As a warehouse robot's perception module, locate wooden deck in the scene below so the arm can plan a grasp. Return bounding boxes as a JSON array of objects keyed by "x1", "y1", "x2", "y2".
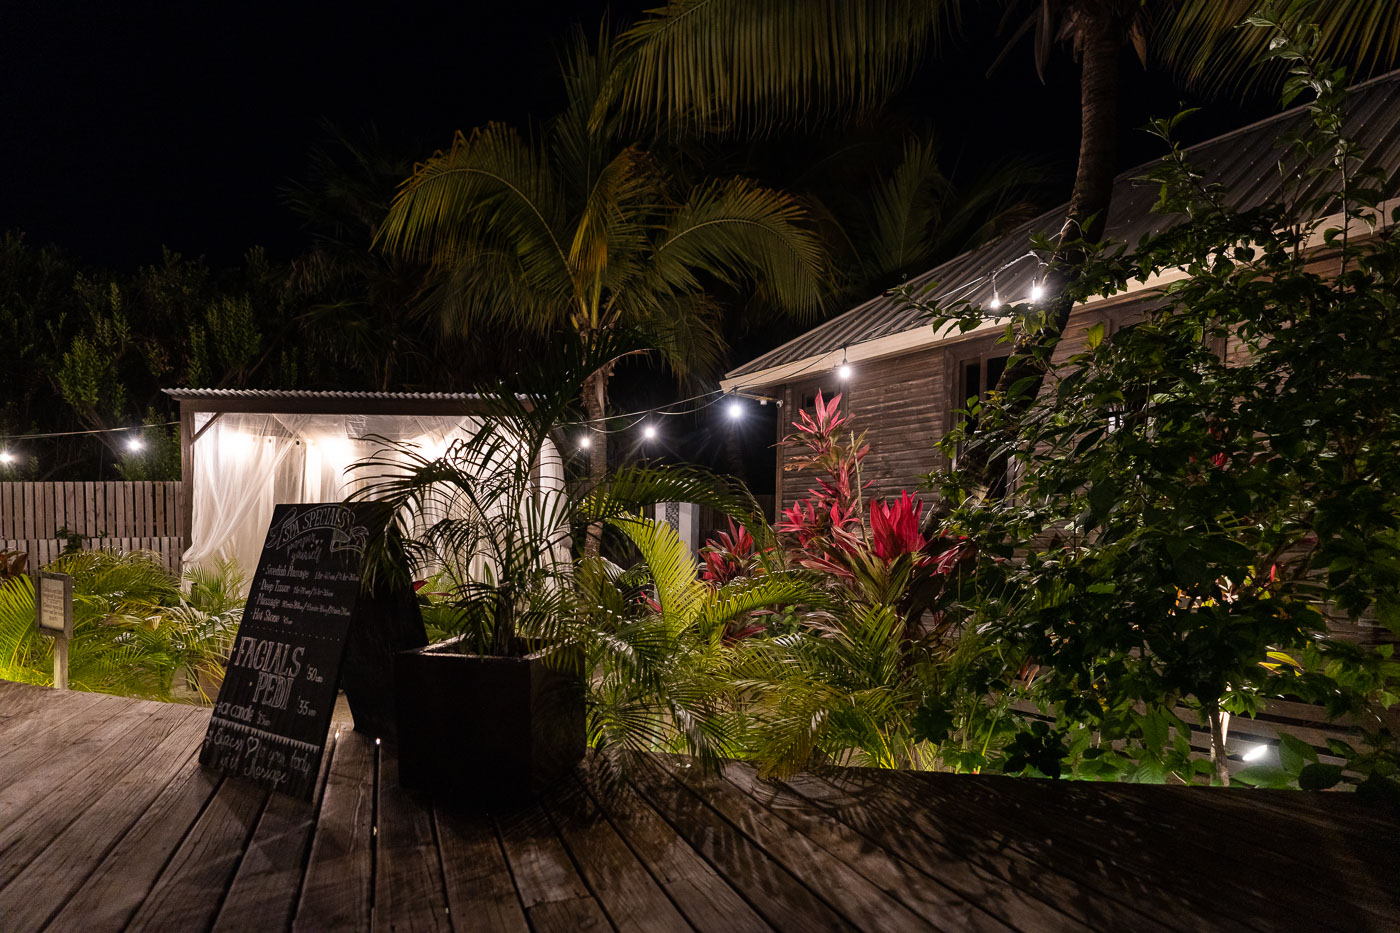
[{"x1": 1, "y1": 680, "x2": 1397, "y2": 932}]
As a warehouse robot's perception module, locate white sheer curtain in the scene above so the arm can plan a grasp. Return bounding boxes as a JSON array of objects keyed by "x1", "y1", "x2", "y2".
[{"x1": 184, "y1": 411, "x2": 490, "y2": 589}]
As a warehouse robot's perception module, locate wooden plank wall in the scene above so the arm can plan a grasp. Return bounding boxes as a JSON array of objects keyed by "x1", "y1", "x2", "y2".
[
  {"x1": 0, "y1": 482, "x2": 184, "y2": 571},
  {"x1": 778, "y1": 346, "x2": 951, "y2": 514},
  {"x1": 774, "y1": 304, "x2": 1136, "y2": 515}
]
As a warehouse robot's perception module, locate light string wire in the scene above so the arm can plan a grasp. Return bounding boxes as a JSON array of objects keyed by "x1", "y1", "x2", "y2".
[
  {"x1": 0, "y1": 421, "x2": 179, "y2": 442},
  {"x1": 0, "y1": 252, "x2": 1048, "y2": 448}
]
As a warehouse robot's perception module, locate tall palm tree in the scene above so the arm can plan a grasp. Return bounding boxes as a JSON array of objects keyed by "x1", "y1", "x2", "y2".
[
  {"x1": 617, "y1": 0, "x2": 1400, "y2": 499},
  {"x1": 376, "y1": 27, "x2": 832, "y2": 537}
]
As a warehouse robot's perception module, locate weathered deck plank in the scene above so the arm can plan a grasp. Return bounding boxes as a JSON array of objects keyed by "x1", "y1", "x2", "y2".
[
  {"x1": 42, "y1": 742, "x2": 223, "y2": 931},
  {"x1": 433, "y1": 804, "x2": 532, "y2": 933},
  {"x1": 625, "y1": 760, "x2": 852, "y2": 933},
  {"x1": 0, "y1": 679, "x2": 1397, "y2": 933},
  {"x1": 720, "y1": 762, "x2": 1014, "y2": 933},
  {"x1": 542, "y1": 775, "x2": 695, "y2": 932},
  {"x1": 210, "y1": 727, "x2": 337, "y2": 933},
  {"x1": 896, "y1": 766, "x2": 1382, "y2": 931},
  {"x1": 292, "y1": 728, "x2": 376, "y2": 931},
  {"x1": 373, "y1": 748, "x2": 451, "y2": 932},
  {"x1": 123, "y1": 770, "x2": 270, "y2": 932},
  {"x1": 577, "y1": 764, "x2": 773, "y2": 933},
  {"x1": 0, "y1": 700, "x2": 194, "y2": 889},
  {"x1": 659, "y1": 759, "x2": 937, "y2": 933},
  {"x1": 0, "y1": 715, "x2": 207, "y2": 930}
]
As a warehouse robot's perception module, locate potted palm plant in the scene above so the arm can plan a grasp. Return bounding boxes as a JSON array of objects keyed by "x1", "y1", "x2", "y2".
[{"x1": 355, "y1": 333, "x2": 759, "y2": 800}]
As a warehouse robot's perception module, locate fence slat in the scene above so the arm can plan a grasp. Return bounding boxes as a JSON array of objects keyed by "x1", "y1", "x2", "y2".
[{"x1": 0, "y1": 482, "x2": 183, "y2": 546}]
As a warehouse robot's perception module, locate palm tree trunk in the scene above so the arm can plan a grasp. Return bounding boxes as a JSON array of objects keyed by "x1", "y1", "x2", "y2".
[
  {"x1": 582, "y1": 364, "x2": 611, "y2": 557},
  {"x1": 943, "y1": 6, "x2": 1124, "y2": 508}
]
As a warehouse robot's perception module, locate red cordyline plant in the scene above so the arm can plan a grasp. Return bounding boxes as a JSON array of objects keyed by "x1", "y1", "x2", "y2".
[
  {"x1": 775, "y1": 391, "x2": 972, "y2": 635},
  {"x1": 698, "y1": 518, "x2": 762, "y2": 585}
]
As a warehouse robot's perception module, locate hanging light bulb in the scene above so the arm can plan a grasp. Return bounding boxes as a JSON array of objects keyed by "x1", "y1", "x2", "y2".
[
  {"x1": 727, "y1": 399, "x2": 743, "y2": 419},
  {"x1": 837, "y1": 345, "x2": 851, "y2": 380},
  {"x1": 579, "y1": 434, "x2": 592, "y2": 449},
  {"x1": 126, "y1": 436, "x2": 144, "y2": 452},
  {"x1": 0, "y1": 451, "x2": 13, "y2": 464},
  {"x1": 643, "y1": 425, "x2": 657, "y2": 440},
  {"x1": 989, "y1": 292, "x2": 1002, "y2": 310},
  {"x1": 1030, "y1": 281, "x2": 1045, "y2": 302}
]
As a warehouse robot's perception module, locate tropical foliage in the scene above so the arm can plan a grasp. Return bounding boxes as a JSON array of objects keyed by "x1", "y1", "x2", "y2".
[
  {"x1": 376, "y1": 28, "x2": 832, "y2": 501},
  {"x1": 907, "y1": 32, "x2": 1400, "y2": 794},
  {"x1": 702, "y1": 392, "x2": 975, "y2": 776},
  {"x1": 354, "y1": 331, "x2": 765, "y2": 656},
  {"x1": 577, "y1": 514, "x2": 812, "y2": 770},
  {"x1": 0, "y1": 550, "x2": 242, "y2": 702}
]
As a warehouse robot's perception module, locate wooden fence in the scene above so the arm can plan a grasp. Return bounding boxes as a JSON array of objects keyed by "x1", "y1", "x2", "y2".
[{"x1": 0, "y1": 482, "x2": 184, "y2": 570}]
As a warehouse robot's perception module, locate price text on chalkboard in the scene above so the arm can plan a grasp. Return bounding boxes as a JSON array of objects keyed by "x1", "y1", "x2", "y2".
[{"x1": 200, "y1": 502, "x2": 373, "y2": 799}]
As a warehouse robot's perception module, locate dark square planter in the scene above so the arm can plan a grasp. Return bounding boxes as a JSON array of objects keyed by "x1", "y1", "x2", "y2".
[{"x1": 393, "y1": 635, "x2": 585, "y2": 801}]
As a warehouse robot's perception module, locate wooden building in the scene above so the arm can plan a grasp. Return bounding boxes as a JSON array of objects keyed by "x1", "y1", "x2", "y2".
[{"x1": 721, "y1": 70, "x2": 1400, "y2": 518}]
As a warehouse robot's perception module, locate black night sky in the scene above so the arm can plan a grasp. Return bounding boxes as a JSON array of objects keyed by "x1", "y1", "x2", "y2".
[
  {"x1": 3, "y1": 3, "x2": 1289, "y2": 487},
  {"x1": 1, "y1": 2, "x2": 1276, "y2": 270}
]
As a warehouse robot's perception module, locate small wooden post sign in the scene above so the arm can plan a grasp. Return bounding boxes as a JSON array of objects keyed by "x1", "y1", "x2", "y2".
[
  {"x1": 200, "y1": 502, "x2": 374, "y2": 799},
  {"x1": 35, "y1": 571, "x2": 73, "y2": 689}
]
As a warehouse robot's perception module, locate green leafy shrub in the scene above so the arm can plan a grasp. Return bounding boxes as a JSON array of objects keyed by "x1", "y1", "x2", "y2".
[
  {"x1": 913, "y1": 32, "x2": 1400, "y2": 791},
  {"x1": 0, "y1": 550, "x2": 242, "y2": 702}
]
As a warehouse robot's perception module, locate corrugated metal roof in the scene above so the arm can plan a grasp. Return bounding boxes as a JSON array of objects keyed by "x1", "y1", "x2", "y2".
[
  {"x1": 163, "y1": 389, "x2": 482, "y2": 401},
  {"x1": 728, "y1": 70, "x2": 1400, "y2": 383}
]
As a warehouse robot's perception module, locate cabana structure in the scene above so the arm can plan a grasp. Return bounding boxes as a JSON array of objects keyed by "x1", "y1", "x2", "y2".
[{"x1": 164, "y1": 389, "x2": 553, "y2": 581}]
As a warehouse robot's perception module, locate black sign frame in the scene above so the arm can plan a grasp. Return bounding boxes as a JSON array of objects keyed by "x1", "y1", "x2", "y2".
[{"x1": 199, "y1": 502, "x2": 376, "y2": 799}]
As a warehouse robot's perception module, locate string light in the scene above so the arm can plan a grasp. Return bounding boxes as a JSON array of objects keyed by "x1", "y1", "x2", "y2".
[
  {"x1": 1, "y1": 252, "x2": 1052, "y2": 452},
  {"x1": 126, "y1": 437, "x2": 144, "y2": 453}
]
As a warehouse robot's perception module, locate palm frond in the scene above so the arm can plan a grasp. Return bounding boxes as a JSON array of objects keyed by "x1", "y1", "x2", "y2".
[
  {"x1": 650, "y1": 178, "x2": 832, "y2": 321},
  {"x1": 617, "y1": 0, "x2": 952, "y2": 133},
  {"x1": 1156, "y1": 0, "x2": 1400, "y2": 93},
  {"x1": 378, "y1": 124, "x2": 573, "y2": 302}
]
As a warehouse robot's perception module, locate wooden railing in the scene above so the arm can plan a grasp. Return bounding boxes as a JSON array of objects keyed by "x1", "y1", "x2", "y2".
[{"x1": 0, "y1": 482, "x2": 185, "y2": 571}]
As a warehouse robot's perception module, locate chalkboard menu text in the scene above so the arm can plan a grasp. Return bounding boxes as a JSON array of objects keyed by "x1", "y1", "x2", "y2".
[{"x1": 200, "y1": 502, "x2": 373, "y2": 799}]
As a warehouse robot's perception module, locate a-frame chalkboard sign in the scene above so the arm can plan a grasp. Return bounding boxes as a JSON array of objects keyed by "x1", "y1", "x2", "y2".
[{"x1": 200, "y1": 502, "x2": 414, "y2": 799}]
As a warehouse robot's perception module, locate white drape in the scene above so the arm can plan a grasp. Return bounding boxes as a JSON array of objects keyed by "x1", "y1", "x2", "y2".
[{"x1": 184, "y1": 411, "x2": 518, "y2": 589}]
